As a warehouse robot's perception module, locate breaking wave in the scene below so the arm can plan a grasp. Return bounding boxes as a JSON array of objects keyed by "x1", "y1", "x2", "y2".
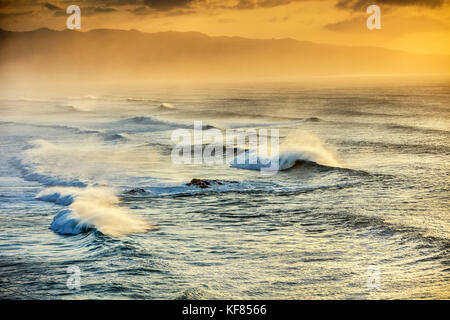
[
  {"x1": 36, "y1": 187, "x2": 82, "y2": 205},
  {"x1": 12, "y1": 157, "x2": 87, "y2": 187},
  {"x1": 159, "y1": 103, "x2": 176, "y2": 110},
  {"x1": 38, "y1": 187, "x2": 152, "y2": 237},
  {"x1": 99, "y1": 132, "x2": 129, "y2": 141},
  {"x1": 231, "y1": 130, "x2": 341, "y2": 171}
]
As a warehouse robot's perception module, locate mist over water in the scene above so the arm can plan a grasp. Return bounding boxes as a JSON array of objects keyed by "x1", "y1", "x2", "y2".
[{"x1": 0, "y1": 80, "x2": 449, "y2": 299}]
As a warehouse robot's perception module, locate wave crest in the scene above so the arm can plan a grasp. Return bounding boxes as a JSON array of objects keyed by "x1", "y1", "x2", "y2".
[
  {"x1": 231, "y1": 130, "x2": 340, "y2": 171},
  {"x1": 41, "y1": 187, "x2": 152, "y2": 237},
  {"x1": 159, "y1": 103, "x2": 176, "y2": 110}
]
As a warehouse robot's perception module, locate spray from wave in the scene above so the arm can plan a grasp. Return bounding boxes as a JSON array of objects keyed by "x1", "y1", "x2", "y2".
[
  {"x1": 20, "y1": 139, "x2": 163, "y2": 186},
  {"x1": 277, "y1": 130, "x2": 340, "y2": 169},
  {"x1": 38, "y1": 187, "x2": 152, "y2": 237},
  {"x1": 231, "y1": 130, "x2": 341, "y2": 171}
]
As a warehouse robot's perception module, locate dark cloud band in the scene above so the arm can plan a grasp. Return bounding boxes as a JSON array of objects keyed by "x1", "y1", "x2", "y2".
[
  {"x1": 43, "y1": 3, "x2": 62, "y2": 11},
  {"x1": 143, "y1": 0, "x2": 195, "y2": 11},
  {"x1": 336, "y1": 0, "x2": 445, "y2": 11}
]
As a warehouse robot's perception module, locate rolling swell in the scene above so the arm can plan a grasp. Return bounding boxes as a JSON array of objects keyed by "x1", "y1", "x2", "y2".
[
  {"x1": 385, "y1": 123, "x2": 450, "y2": 135},
  {"x1": 11, "y1": 157, "x2": 87, "y2": 187},
  {"x1": 339, "y1": 140, "x2": 450, "y2": 156},
  {"x1": 330, "y1": 120, "x2": 450, "y2": 136},
  {"x1": 115, "y1": 116, "x2": 218, "y2": 131},
  {"x1": 0, "y1": 121, "x2": 98, "y2": 135},
  {"x1": 0, "y1": 121, "x2": 129, "y2": 143}
]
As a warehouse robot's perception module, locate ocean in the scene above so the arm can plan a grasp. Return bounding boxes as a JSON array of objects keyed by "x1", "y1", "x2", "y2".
[{"x1": 0, "y1": 80, "x2": 449, "y2": 299}]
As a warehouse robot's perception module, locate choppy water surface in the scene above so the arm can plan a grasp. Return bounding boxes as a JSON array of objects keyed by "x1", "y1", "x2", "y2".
[{"x1": 0, "y1": 81, "x2": 449, "y2": 299}]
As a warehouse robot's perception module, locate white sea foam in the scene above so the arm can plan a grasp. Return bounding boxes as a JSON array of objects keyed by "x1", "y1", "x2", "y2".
[
  {"x1": 159, "y1": 103, "x2": 176, "y2": 110},
  {"x1": 44, "y1": 187, "x2": 152, "y2": 236},
  {"x1": 36, "y1": 187, "x2": 82, "y2": 205}
]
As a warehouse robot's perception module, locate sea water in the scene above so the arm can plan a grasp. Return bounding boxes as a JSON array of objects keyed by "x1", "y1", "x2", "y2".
[{"x1": 0, "y1": 81, "x2": 448, "y2": 299}]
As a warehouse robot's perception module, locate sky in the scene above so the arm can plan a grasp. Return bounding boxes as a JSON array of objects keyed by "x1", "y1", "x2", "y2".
[{"x1": 0, "y1": 0, "x2": 449, "y2": 55}]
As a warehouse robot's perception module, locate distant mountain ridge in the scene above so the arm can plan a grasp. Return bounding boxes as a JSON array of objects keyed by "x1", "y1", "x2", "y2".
[{"x1": 0, "y1": 28, "x2": 448, "y2": 81}]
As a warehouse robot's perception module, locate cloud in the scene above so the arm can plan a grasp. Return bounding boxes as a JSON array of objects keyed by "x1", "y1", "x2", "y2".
[
  {"x1": 233, "y1": 0, "x2": 309, "y2": 10},
  {"x1": 42, "y1": 3, "x2": 62, "y2": 11},
  {"x1": 53, "y1": 6, "x2": 117, "y2": 17},
  {"x1": 88, "y1": 7, "x2": 117, "y2": 14},
  {"x1": 0, "y1": 0, "x2": 320, "y2": 19},
  {"x1": 143, "y1": 0, "x2": 196, "y2": 11},
  {"x1": 140, "y1": 0, "x2": 310, "y2": 12},
  {"x1": 336, "y1": 0, "x2": 445, "y2": 11},
  {"x1": 325, "y1": 15, "x2": 450, "y2": 34},
  {"x1": 129, "y1": 5, "x2": 149, "y2": 15},
  {"x1": 127, "y1": 0, "x2": 307, "y2": 15},
  {"x1": 104, "y1": 0, "x2": 142, "y2": 5},
  {"x1": 0, "y1": 1, "x2": 12, "y2": 9},
  {"x1": 0, "y1": 10, "x2": 33, "y2": 19}
]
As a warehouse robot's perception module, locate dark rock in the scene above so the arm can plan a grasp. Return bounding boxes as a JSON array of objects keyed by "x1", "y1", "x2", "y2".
[
  {"x1": 186, "y1": 179, "x2": 211, "y2": 188},
  {"x1": 186, "y1": 179, "x2": 237, "y2": 188},
  {"x1": 124, "y1": 188, "x2": 149, "y2": 195}
]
